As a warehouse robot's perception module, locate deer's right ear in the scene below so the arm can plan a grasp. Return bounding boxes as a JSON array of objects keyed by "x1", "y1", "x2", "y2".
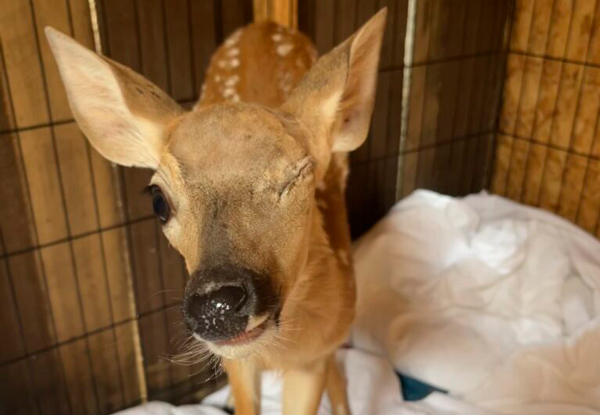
[{"x1": 45, "y1": 27, "x2": 183, "y2": 169}]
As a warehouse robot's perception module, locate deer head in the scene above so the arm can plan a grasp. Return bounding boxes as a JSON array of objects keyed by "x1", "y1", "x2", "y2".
[{"x1": 45, "y1": 9, "x2": 386, "y2": 359}]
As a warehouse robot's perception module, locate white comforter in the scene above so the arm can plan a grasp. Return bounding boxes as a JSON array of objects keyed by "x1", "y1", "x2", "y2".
[
  {"x1": 352, "y1": 190, "x2": 600, "y2": 414},
  {"x1": 115, "y1": 191, "x2": 600, "y2": 415}
]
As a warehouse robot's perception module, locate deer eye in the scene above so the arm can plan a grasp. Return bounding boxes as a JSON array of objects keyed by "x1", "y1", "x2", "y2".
[{"x1": 147, "y1": 185, "x2": 170, "y2": 224}]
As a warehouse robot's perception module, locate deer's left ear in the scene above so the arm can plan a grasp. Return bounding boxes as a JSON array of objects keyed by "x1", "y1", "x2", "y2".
[
  {"x1": 282, "y1": 8, "x2": 387, "y2": 156},
  {"x1": 45, "y1": 27, "x2": 183, "y2": 169}
]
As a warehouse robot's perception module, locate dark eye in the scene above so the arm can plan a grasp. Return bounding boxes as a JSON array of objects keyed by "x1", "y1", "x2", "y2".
[{"x1": 147, "y1": 185, "x2": 170, "y2": 224}]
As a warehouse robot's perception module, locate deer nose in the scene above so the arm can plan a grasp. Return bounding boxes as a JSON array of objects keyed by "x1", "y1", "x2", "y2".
[{"x1": 184, "y1": 282, "x2": 253, "y2": 341}]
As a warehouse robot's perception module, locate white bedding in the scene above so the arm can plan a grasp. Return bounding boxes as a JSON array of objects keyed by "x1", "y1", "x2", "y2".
[
  {"x1": 352, "y1": 190, "x2": 600, "y2": 414},
  {"x1": 114, "y1": 190, "x2": 600, "y2": 415}
]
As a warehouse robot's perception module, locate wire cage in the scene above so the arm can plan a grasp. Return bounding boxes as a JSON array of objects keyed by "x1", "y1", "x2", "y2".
[{"x1": 1, "y1": 0, "x2": 599, "y2": 414}]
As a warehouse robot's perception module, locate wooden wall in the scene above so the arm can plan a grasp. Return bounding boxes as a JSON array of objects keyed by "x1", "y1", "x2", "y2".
[
  {"x1": 492, "y1": 0, "x2": 600, "y2": 237},
  {"x1": 301, "y1": 0, "x2": 511, "y2": 237},
  {"x1": 0, "y1": 1, "x2": 250, "y2": 414}
]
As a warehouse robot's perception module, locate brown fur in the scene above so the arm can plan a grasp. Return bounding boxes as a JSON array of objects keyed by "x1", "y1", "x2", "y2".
[{"x1": 45, "y1": 9, "x2": 387, "y2": 415}]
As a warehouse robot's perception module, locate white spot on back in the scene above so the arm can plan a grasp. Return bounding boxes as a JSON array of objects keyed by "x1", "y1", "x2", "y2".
[
  {"x1": 223, "y1": 87, "x2": 236, "y2": 97},
  {"x1": 226, "y1": 48, "x2": 240, "y2": 57},
  {"x1": 224, "y1": 75, "x2": 240, "y2": 87},
  {"x1": 277, "y1": 43, "x2": 294, "y2": 57}
]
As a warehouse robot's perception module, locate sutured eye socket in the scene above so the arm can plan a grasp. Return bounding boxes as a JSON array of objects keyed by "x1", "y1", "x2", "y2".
[{"x1": 148, "y1": 185, "x2": 170, "y2": 224}]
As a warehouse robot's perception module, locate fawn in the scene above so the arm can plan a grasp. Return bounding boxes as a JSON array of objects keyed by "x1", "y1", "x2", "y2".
[{"x1": 46, "y1": 8, "x2": 386, "y2": 415}]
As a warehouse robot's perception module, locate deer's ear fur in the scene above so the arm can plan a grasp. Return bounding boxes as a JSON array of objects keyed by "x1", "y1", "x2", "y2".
[
  {"x1": 45, "y1": 27, "x2": 183, "y2": 169},
  {"x1": 282, "y1": 8, "x2": 387, "y2": 163}
]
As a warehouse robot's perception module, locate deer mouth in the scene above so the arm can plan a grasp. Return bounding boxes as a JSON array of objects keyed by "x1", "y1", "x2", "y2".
[{"x1": 213, "y1": 316, "x2": 271, "y2": 347}]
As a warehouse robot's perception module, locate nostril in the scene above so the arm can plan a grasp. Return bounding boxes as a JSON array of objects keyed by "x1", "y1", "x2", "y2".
[
  {"x1": 187, "y1": 285, "x2": 248, "y2": 321},
  {"x1": 212, "y1": 285, "x2": 248, "y2": 313}
]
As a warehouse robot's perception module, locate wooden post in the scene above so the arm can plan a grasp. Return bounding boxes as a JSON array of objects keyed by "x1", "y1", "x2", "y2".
[{"x1": 253, "y1": 0, "x2": 298, "y2": 29}]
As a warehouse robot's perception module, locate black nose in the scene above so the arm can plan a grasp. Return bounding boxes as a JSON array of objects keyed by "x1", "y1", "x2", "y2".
[{"x1": 184, "y1": 282, "x2": 253, "y2": 341}]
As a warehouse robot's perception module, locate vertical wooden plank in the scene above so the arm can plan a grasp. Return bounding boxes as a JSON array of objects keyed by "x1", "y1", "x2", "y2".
[
  {"x1": 41, "y1": 242, "x2": 85, "y2": 342},
  {"x1": 0, "y1": 360, "x2": 39, "y2": 415},
  {"x1": 101, "y1": 0, "x2": 141, "y2": 70},
  {"x1": 545, "y1": 0, "x2": 574, "y2": 59},
  {"x1": 130, "y1": 219, "x2": 164, "y2": 314},
  {"x1": 431, "y1": 142, "x2": 451, "y2": 194},
  {"x1": 139, "y1": 312, "x2": 171, "y2": 397},
  {"x1": 313, "y1": 0, "x2": 335, "y2": 54},
  {"x1": 461, "y1": 0, "x2": 483, "y2": 55},
  {"x1": 159, "y1": 230, "x2": 186, "y2": 305},
  {"x1": 54, "y1": 123, "x2": 99, "y2": 236},
  {"x1": 510, "y1": 0, "x2": 536, "y2": 52},
  {"x1": 0, "y1": 259, "x2": 25, "y2": 363},
  {"x1": 335, "y1": 0, "x2": 357, "y2": 43},
  {"x1": 0, "y1": 133, "x2": 36, "y2": 253},
  {"x1": 20, "y1": 127, "x2": 68, "y2": 245},
  {"x1": 522, "y1": 143, "x2": 549, "y2": 205},
  {"x1": 9, "y1": 252, "x2": 56, "y2": 352},
  {"x1": 505, "y1": 138, "x2": 530, "y2": 200},
  {"x1": 466, "y1": 56, "x2": 489, "y2": 136},
  {"x1": 576, "y1": 159, "x2": 600, "y2": 232},
  {"x1": 392, "y1": 0, "x2": 409, "y2": 66},
  {"x1": 412, "y1": 0, "x2": 433, "y2": 64},
  {"x1": 458, "y1": 137, "x2": 478, "y2": 196},
  {"x1": 165, "y1": 306, "x2": 193, "y2": 391},
  {"x1": 60, "y1": 339, "x2": 99, "y2": 415},
  {"x1": 588, "y1": 0, "x2": 600, "y2": 65},
  {"x1": 538, "y1": 147, "x2": 568, "y2": 210},
  {"x1": 102, "y1": 228, "x2": 135, "y2": 323},
  {"x1": 414, "y1": 147, "x2": 435, "y2": 190},
  {"x1": 564, "y1": 0, "x2": 597, "y2": 62},
  {"x1": 384, "y1": 156, "x2": 399, "y2": 208},
  {"x1": 30, "y1": 0, "x2": 73, "y2": 122},
  {"x1": 0, "y1": 0, "x2": 49, "y2": 128},
  {"x1": 0, "y1": 41, "x2": 16, "y2": 132},
  {"x1": 549, "y1": 63, "x2": 585, "y2": 149},
  {"x1": 115, "y1": 322, "x2": 144, "y2": 404},
  {"x1": 498, "y1": 54, "x2": 525, "y2": 135},
  {"x1": 68, "y1": 0, "x2": 95, "y2": 48},
  {"x1": 435, "y1": 61, "x2": 460, "y2": 144},
  {"x1": 571, "y1": 67, "x2": 600, "y2": 153},
  {"x1": 29, "y1": 349, "x2": 71, "y2": 415},
  {"x1": 190, "y1": 0, "x2": 217, "y2": 88},
  {"x1": 450, "y1": 58, "x2": 475, "y2": 140},
  {"x1": 377, "y1": 0, "x2": 396, "y2": 68},
  {"x1": 404, "y1": 65, "x2": 426, "y2": 151},
  {"x1": 135, "y1": 0, "x2": 169, "y2": 91},
  {"x1": 123, "y1": 168, "x2": 154, "y2": 220},
  {"x1": 90, "y1": 147, "x2": 123, "y2": 228},
  {"x1": 532, "y1": 60, "x2": 562, "y2": 143},
  {"x1": 400, "y1": 152, "x2": 418, "y2": 197},
  {"x1": 369, "y1": 72, "x2": 391, "y2": 160},
  {"x1": 515, "y1": 57, "x2": 543, "y2": 139},
  {"x1": 385, "y1": 70, "x2": 404, "y2": 156},
  {"x1": 490, "y1": 135, "x2": 513, "y2": 195},
  {"x1": 221, "y1": 0, "x2": 253, "y2": 37},
  {"x1": 447, "y1": 137, "x2": 466, "y2": 196},
  {"x1": 164, "y1": 0, "x2": 195, "y2": 101},
  {"x1": 88, "y1": 329, "x2": 125, "y2": 414},
  {"x1": 527, "y1": 0, "x2": 555, "y2": 55},
  {"x1": 72, "y1": 234, "x2": 113, "y2": 331},
  {"x1": 419, "y1": 63, "x2": 442, "y2": 147},
  {"x1": 556, "y1": 154, "x2": 587, "y2": 220}
]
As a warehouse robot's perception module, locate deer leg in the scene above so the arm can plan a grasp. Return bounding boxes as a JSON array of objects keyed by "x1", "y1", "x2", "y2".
[
  {"x1": 283, "y1": 359, "x2": 327, "y2": 415},
  {"x1": 326, "y1": 354, "x2": 351, "y2": 415},
  {"x1": 223, "y1": 359, "x2": 261, "y2": 415}
]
